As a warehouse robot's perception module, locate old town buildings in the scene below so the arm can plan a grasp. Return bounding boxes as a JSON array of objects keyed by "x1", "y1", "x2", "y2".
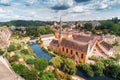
[
  {"x1": 40, "y1": 23, "x2": 114, "y2": 65},
  {"x1": 49, "y1": 30, "x2": 114, "y2": 65}
]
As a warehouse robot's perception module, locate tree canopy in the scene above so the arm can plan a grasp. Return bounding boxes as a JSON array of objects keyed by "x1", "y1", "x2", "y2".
[
  {"x1": 79, "y1": 63, "x2": 94, "y2": 77},
  {"x1": 34, "y1": 58, "x2": 48, "y2": 71},
  {"x1": 63, "y1": 58, "x2": 77, "y2": 75},
  {"x1": 50, "y1": 56, "x2": 63, "y2": 68}
]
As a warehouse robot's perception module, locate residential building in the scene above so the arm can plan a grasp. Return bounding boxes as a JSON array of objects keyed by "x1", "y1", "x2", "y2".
[{"x1": 40, "y1": 34, "x2": 55, "y2": 47}]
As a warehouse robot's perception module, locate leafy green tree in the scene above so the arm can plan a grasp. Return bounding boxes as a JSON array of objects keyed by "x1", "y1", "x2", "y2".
[
  {"x1": 84, "y1": 21, "x2": 92, "y2": 31},
  {"x1": 114, "y1": 52, "x2": 120, "y2": 63},
  {"x1": 24, "y1": 69, "x2": 38, "y2": 80},
  {"x1": 34, "y1": 58, "x2": 48, "y2": 71},
  {"x1": 53, "y1": 69, "x2": 67, "y2": 80},
  {"x1": 106, "y1": 64, "x2": 120, "y2": 79},
  {"x1": 111, "y1": 24, "x2": 120, "y2": 35},
  {"x1": 26, "y1": 59, "x2": 35, "y2": 64},
  {"x1": 79, "y1": 63, "x2": 94, "y2": 77},
  {"x1": 12, "y1": 64, "x2": 29, "y2": 76},
  {"x1": 7, "y1": 44, "x2": 16, "y2": 52},
  {"x1": 50, "y1": 56, "x2": 63, "y2": 68},
  {"x1": 12, "y1": 64, "x2": 39, "y2": 80},
  {"x1": 112, "y1": 17, "x2": 119, "y2": 23},
  {"x1": 0, "y1": 50, "x2": 4, "y2": 55},
  {"x1": 63, "y1": 58, "x2": 77, "y2": 75},
  {"x1": 66, "y1": 75, "x2": 72, "y2": 80},
  {"x1": 20, "y1": 49, "x2": 29, "y2": 55},
  {"x1": 41, "y1": 72, "x2": 54, "y2": 80},
  {"x1": 100, "y1": 58, "x2": 115, "y2": 67},
  {"x1": 16, "y1": 44, "x2": 21, "y2": 50},
  {"x1": 9, "y1": 54, "x2": 19, "y2": 62},
  {"x1": 38, "y1": 26, "x2": 54, "y2": 35},
  {"x1": 100, "y1": 20, "x2": 114, "y2": 29},
  {"x1": 93, "y1": 61, "x2": 105, "y2": 76}
]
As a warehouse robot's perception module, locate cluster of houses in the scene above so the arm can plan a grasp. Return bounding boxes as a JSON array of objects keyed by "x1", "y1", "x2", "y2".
[{"x1": 40, "y1": 22, "x2": 115, "y2": 65}]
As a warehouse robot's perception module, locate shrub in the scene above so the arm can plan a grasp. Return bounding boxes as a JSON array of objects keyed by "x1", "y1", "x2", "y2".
[{"x1": 20, "y1": 49, "x2": 29, "y2": 55}]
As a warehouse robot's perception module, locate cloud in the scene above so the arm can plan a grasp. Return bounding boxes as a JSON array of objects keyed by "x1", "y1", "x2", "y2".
[
  {"x1": 0, "y1": 0, "x2": 10, "y2": 6},
  {"x1": 0, "y1": 0, "x2": 120, "y2": 21},
  {"x1": 49, "y1": 0, "x2": 74, "y2": 10},
  {"x1": 71, "y1": 6, "x2": 87, "y2": 13},
  {"x1": 74, "y1": 0, "x2": 90, "y2": 3}
]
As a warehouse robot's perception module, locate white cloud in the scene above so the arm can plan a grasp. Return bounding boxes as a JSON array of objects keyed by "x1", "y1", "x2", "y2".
[
  {"x1": 0, "y1": 0, "x2": 120, "y2": 21},
  {"x1": 0, "y1": 0, "x2": 10, "y2": 4}
]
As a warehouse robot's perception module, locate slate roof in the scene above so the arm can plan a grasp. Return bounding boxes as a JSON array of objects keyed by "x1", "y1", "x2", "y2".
[
  {"x1": 61, "y1": 38, "x2": 88, "y2": 53},
  {"x1": 100, "y1": 41, "x2": 113, "y2": 51},
  {"x1": 73, "y1": 35, "x2": 93, "y2": 42},
  {"x1": 50, "y1": 39, "x2": 59, "y2": 47}
]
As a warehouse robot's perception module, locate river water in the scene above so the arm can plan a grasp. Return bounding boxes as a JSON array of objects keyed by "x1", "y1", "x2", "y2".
[{"x1": 30, "y1": 42, "x2": 52, "y2": 61}]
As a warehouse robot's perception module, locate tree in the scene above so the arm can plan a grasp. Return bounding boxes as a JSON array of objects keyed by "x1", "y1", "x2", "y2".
[
  {"x1": 50, "y1": 56, "x2": 63, "y2": 68},
  {"x1": 41, "y1": 72, "x2": 54, "y2": 80},
  {"x1": 112, "y1": 17, "x2": 119, "y2": 23},
  {"x1": 24, "y1": 69, "x2": 38, "y2": 80},
  {"x1": 84, "y1": 21, "x2": 92, "y2": 31},
  {"x1": 12, "y1": 64, "x2": 29, "y2": 76},
  {"x1": 9, "y1": 54, "x2": 19, "y2": 62},
  {"x1": 7, "y1": 44, "x2": 16, "y2": 52},
  {"x1": 26, "y1": 59, "x2": 35, "y2": 64},
  {"x1": 16, "y1": 44, "x2": 21, "y2": 50},
  {"x1": 0, "y1": 50, "x2": 4, "y2": 55},
  {"x1": 79, "y1": 63, "x2": 94, "y2": 77},
  {"x1": 12, "y1": 64, "x2": 39, "y2": 80},
  {"x1": 114, "y1": 52, "x2": 120, "y2": 63},
  {"x1": 38, "y1": 26, "x2": 54, "y2": 35},
  {"x1": 20, "y1": 49, "x2": 29, "y2": 55},
  {"x1": 92, "y1": 61, "x2": 105, "y2": 76},
  {"x1": 34, "y1": 58, "x2": 48, "y2": 71},
  {"x1": 63, "y1": 58, "x2": 77, "y2": 75},
  {"x1": 106, "y1": 64, "x2": 120, "y2": 79}
]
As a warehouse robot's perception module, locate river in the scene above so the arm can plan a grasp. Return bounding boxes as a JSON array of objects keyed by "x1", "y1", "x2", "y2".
[{"x1": 30, "y1": 42, "x2": 52, "y2": 61}]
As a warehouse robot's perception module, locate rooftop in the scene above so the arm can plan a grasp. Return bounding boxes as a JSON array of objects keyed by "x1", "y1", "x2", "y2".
[
  {"x1": 61, "y1": 38, "x2": 88, "y2": 53},
  {"x1": 73, "y1": 35, "x2": 93, "y2": 42},
  {"x1": 50, "y1": 39, "x2": 59, "y2": 47},
  {"x1": 100, "y1": 41, "x2": 113, "y2": 51},
  {"x1": 40, "y1": 34, "x2": 54, "y2": 38}
]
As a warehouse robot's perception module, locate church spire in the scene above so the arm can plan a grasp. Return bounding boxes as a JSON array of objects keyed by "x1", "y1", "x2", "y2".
[{"x1": 59, "y1": 16, "x2": 62, "y2": 38}]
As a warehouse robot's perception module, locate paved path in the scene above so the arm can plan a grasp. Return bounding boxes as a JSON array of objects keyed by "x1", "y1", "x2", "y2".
[{"x1": 0, "y1": 56, "x2": 24, "y2": 80}]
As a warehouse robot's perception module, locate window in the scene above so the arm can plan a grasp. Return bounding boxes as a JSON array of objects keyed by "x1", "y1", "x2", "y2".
[
  {"x1": 66, "y1": 48, "x2": 68, "y2": 53},
  {"x1": 71, "y1": 50, "x2": 73, "y2": 55},
  {"x1": 81, "y1": 54, "x2": 84, "y2": 59},
  {"x1": 62, "y1": 47, "x2": 64, "y2": 51},
  {"x1": 76, "y1": 52, "x2": 78, "y2": 56}
]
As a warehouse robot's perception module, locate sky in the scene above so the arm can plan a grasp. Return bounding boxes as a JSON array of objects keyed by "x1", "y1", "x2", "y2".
[{"x1": 0, "y1": 0, "x2": 120, "y2": 22}]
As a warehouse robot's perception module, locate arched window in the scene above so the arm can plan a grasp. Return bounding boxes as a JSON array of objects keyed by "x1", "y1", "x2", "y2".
[
  {"x1": 76, "y1": 52, "x2": 78, "y2": 56},
  {"x1": 62, "y1": 47, "x2": 64, "y2": 51},
  {"x1": 71, "y1": 50, "x2": 73, "y2": 55},
  {"x1": 66, "y1": 48, "x2": 68, "y2": 53},
  {"x1": 81, "y1": 54, "x2": 84, "y2": 59}
]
